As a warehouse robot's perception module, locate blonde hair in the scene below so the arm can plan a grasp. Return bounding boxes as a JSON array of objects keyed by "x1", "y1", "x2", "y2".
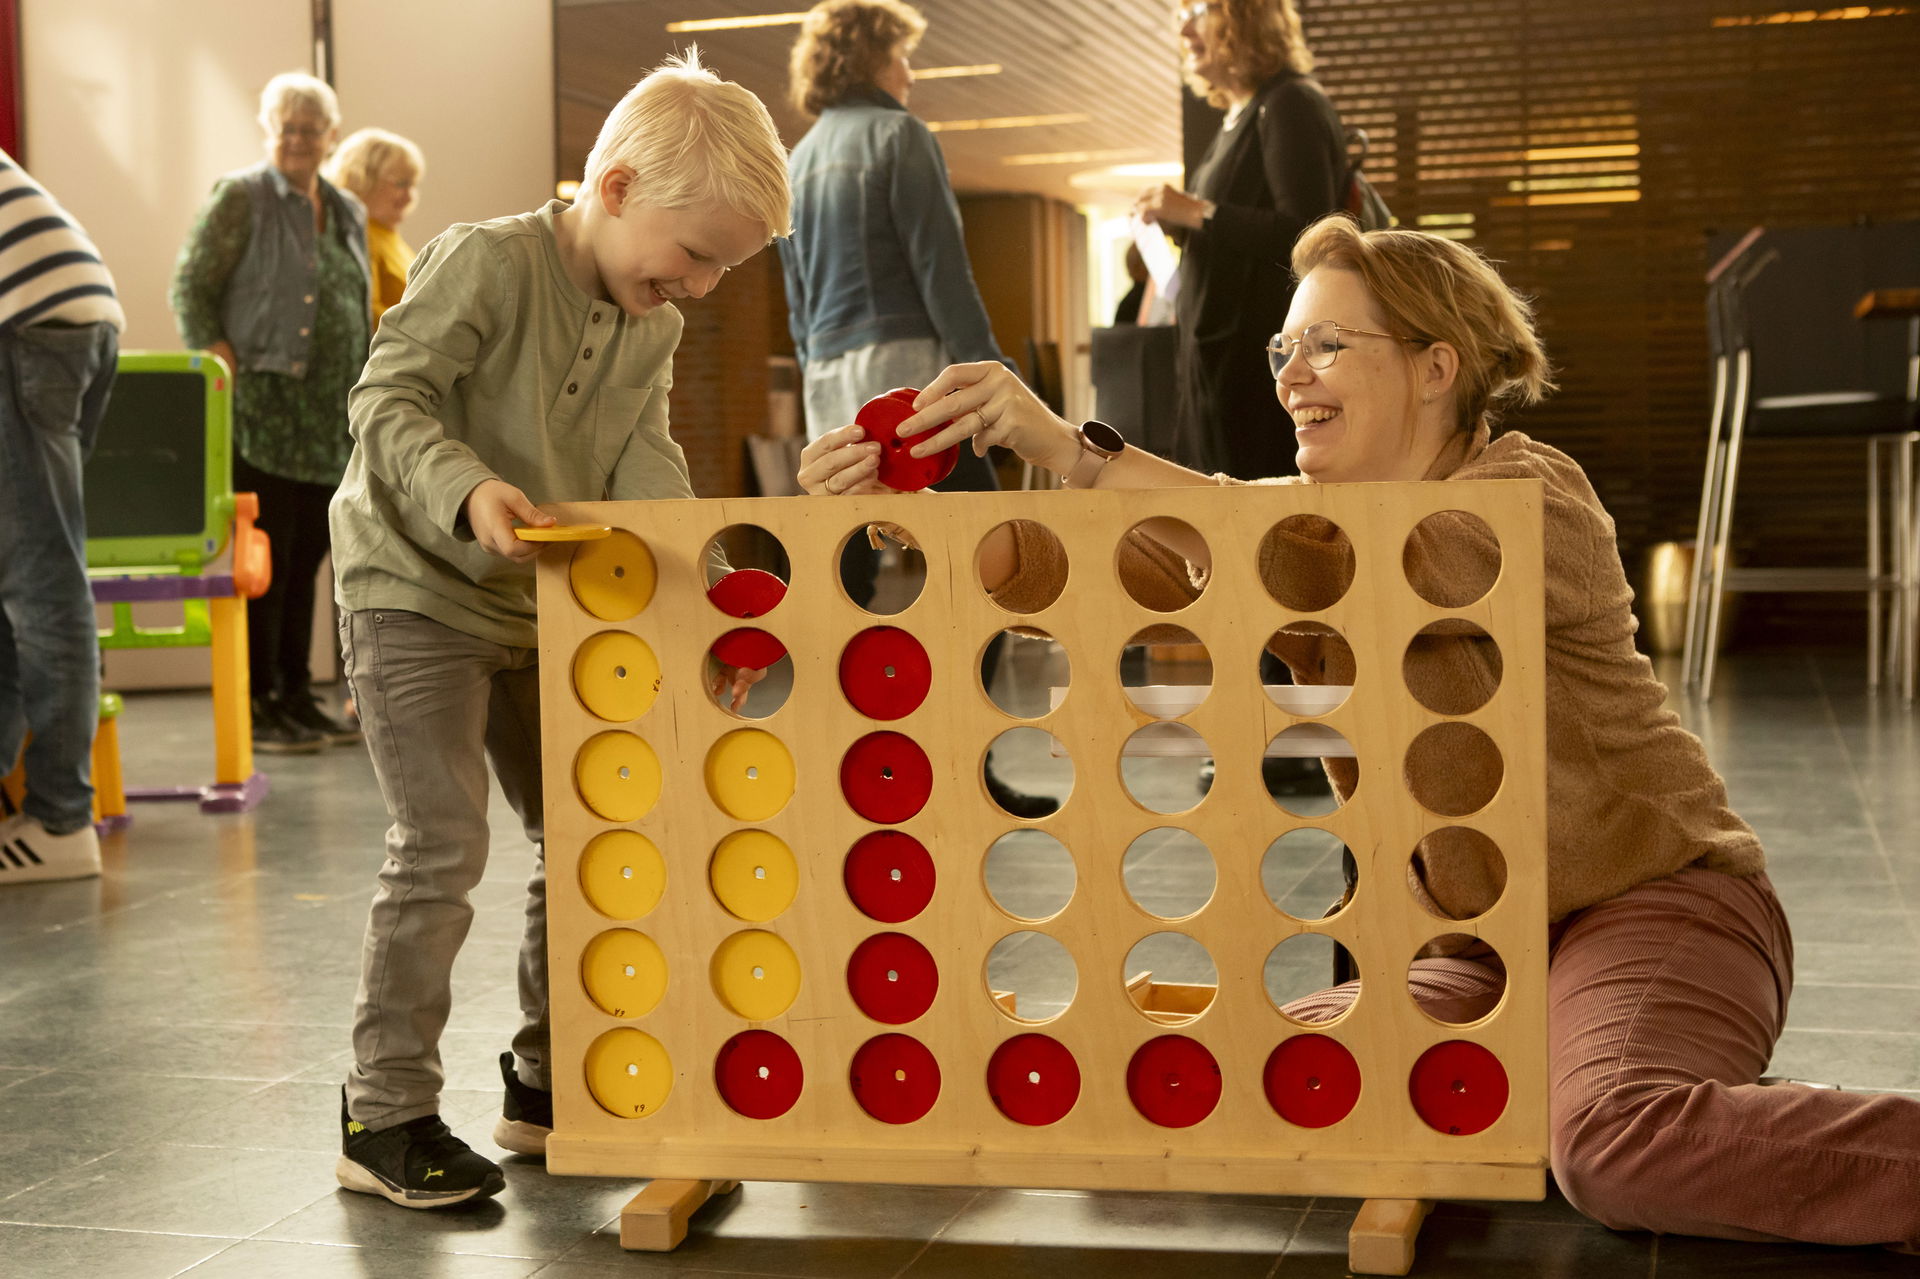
[
  {"x1": 1291, "y1": 216, "x2": 1555, "y2": 432},
  {"x1": 788, "y1": 0, "x2": 926, "y2": 118},
  {"x1": 1182, "y1": 0, "x2": 1314, "y2": 109},
  {"x1": 327, "y1": 128, "x2": 425, "y2": 201},
  {"x1": 582, "y1": 47, "x2": 792, "y2": 240},
  {"x1": 257, "y1": 72, "x2": 339, "y2": 131}
]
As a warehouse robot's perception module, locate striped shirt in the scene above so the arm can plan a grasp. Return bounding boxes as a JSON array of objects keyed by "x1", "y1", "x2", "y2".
[{"x1": 0, "y1": 150, "x2": 124, "y2": 332}]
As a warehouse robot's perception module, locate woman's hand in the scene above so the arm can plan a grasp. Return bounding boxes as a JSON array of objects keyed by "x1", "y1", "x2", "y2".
[
  {"x1": 464, "y1": 478, "x2": 554, "y2": 561},
  {"x1": 797, "y1": 424, "x2": 902, "y2": 497},
  {"x1": 710, "y1": 660, "x2": 768, "y2": 713},
  {"x1": 894, "y1": 362, "x2": 1082, "y2": 477},
  {"x1": 1134, "y1": 183, "x2": 1210, "y2": 231},
  {"x1": 208, "y1": 339, "x2": 240, "y2": 376}
]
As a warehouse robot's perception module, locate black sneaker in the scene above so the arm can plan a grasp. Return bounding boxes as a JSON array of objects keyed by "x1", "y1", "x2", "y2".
[
  {"x1": 252, "y1": 698, "x2": 325, "y2": 754},
  {"x1": 337, "y1": 1090, "x2": 504, "y2": 1208},
  {"x1": 280, "y1": 692, "x2": 363, "y2": 745},
  {"x1": 984, "y1": 767, "x2": 1060, "y2": 820},
  {"x1": 492, "y1": 1051, "x2": 553, "y2": 1157}
]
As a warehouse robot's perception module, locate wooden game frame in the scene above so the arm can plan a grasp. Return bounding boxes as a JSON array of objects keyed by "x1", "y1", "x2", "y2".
[{"x1": 535, "y1": 480, "x2": 1547, "y2": 1217}]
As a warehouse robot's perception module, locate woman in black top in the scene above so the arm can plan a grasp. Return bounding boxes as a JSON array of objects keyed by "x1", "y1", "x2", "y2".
[{"x1": 1137, "y1": 0, "x2": 1347, "y2": 479}]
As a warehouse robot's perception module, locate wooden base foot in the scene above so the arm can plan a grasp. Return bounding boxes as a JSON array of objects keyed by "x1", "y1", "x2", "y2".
[
  {"x1": 618, "y1": 1179, "x2": 742, "y2": 1251},
  {"x1": 1348, "y1": 1198, "x2": 1432, "y2": 1276}
]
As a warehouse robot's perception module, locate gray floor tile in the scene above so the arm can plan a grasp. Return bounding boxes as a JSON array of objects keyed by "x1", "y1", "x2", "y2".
[
  {"x1": 1274, "y1": 1206, "x2": 1650, "y2": 1277},
  {"x1": 1653, "y1": 1233, "x2": 1920, "y2": 1275},
  {"x1": 0, "y1": 1222, "x2": 233, "y2": 1279},
  {"x1": 177, "y1": 1238, "x2": 549, "y2": 1277},
  {"x1": 0, "y1": 1141, "x2": 336, "y2": 1235}
]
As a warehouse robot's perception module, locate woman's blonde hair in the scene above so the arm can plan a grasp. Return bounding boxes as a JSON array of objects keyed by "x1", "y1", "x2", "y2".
[
  {"x1": 1291, "y1": 216, "x2": 1555, "y2": 432},
  {"x1": 788, "y1": 0, "x2": 926, "y2": 119},
  {"x1": 257, "y1": 72, "x2": 339, "y2": 131},
  {"x1": 1183, "y1": 0, "x2": 1314, "y2": 109},
  {"x1": 582, "y1": 47, "x2": 793, "y2": 239},
  {"x1": 327, "y1": 128, "x2": 425, "y2": 202}
]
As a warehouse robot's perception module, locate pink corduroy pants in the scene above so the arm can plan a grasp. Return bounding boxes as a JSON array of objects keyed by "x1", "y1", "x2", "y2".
[{"x1": 1286, "y1": 866, "x2": 1920, "y2": 1247}]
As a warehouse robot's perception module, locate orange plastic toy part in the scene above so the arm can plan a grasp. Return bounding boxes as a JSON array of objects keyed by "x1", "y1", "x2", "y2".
[{"x1": 231, "y1": 492, "x2": 273, "y2": 600}]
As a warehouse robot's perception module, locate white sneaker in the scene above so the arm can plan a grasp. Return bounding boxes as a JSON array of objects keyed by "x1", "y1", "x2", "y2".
[{"x1": 0, "y1": 813, "x2": 102, "y2": 884}]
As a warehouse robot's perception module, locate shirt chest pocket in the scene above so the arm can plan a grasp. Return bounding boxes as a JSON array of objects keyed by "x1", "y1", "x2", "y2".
[{"x1": 591, "y1": 386, "x2": 656, "y2": 478}]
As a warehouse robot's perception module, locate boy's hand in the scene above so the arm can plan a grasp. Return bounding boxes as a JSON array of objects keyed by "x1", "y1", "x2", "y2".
[
  {"x1": 710, "y1": 660, "x2": 768, "y2": 712},
  {"x1": 465, "y1": 478, "x2": 556, "y2": 561}
]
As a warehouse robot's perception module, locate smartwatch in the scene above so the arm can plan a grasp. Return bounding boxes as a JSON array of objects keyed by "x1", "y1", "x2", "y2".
[{"x1": 1063, "y1": 419, "x2": 1125, "y2": 489}]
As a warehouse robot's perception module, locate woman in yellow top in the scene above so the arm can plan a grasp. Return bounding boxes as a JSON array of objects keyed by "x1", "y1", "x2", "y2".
[{"x1": 328, "y1": 128, "x2": 424, "y2": 325}]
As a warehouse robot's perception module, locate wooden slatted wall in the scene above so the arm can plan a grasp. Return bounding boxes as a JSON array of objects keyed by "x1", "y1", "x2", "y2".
[{"x1": 1291, "y1": 0, "x2": 1920, "y2": 638}]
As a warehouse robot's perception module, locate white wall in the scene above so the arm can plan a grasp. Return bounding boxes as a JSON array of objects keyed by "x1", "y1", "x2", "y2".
[{"x1": 332, "y1": 0, "x2": 553, "y2": 248}]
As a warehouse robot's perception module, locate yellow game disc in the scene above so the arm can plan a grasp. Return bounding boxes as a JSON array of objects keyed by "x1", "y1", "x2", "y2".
[
  {"x1": 703, "y1": 729, "x2": 795, "y2": 822},
  {"x1": 581, "y1": 928, "x2": 669, "y2": 1019},
  {"x1": 584, "y1": 1027, "x2": 673, "y2": 1119},
  {"x1": 573, "y1": 631, "x2": 661, "y2": 723},
  {"x1": 575, "y1": 731, "x2": 662, "y2": 823},
  {"x1": 579, "y1": 829, "x2": 667, "y2": 920},
  {"x1": 514, "y1": 524, "x2": 612, "y2": 542},
  {"x1": 709, "y1": 829, "x2": 799, "y2": 922},
  {"x1": 570, "y1": 529, "x2": 657, "y2": 621},
  {"x1": 710, "y1": 929, "x2": 801, "y2": 1020}
]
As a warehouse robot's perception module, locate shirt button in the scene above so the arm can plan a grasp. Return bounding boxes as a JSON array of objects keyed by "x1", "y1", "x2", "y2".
[
  {"x1": 583, "y1": 347, "x2": 593, "y2": 360},
  {"x1": 299, "y1": 327, "x2": 311, "y2": 337},
  {"x1": 591, "y1": 311, "x2": 602, "y2": 323},
  {"x1": 292, "y1": 361, "x2": 306, "y2": 375},
  {"x1": 568, "y1": 382, "x2": 579, "y2": 394},
  {"x1": 304, "y1": 294, "x2": 314, "y2": 304}
]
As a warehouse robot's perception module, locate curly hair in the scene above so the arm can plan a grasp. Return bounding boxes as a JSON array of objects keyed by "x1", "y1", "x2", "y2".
[
  {"x1": 788, "y1": 0, "x2": 927, "y2": 119},
  {"x1": 1181, "y1": 0, "x2": 1314, "y2": 109},
  {"x1": 1292, "y1": 216, "x2": 1556, "y2": 433}
]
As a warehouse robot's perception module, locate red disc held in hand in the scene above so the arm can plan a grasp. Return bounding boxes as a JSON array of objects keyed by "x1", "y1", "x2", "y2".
[
  {"x1": 849, "y1": 1033, "x2": 941, "y2": 1124},
  {"x1": 1263, "y1": 1034, "x2": 1362, "y2": 1129},
  {"x1": 843, "y1": 830, "x2": 936, "y2": 922},
  {"x1": 1125, "y1": 1034, "x2": 1222, "y2": 1128},
  {"x1": 839, "y1": 627, "x2": 932, "y2": 720},
  {"x1": 846, "y1": 932, "x2": 939, "y2": 1024},
  {"x1": 711, "y1": 626, "x2": 787, "y2": 671},
  {"x1": 1409, "y1": 1040, "x2": 1509, "y2": 1136},
  {"x1": 840, "y1": 731, "x2": 933, "y2": 823},
  {"x1": 707, "y1": 568, "x2": 788, "y2": 619},
  {"x1": 987, "y1": 1033, "x2": 1081, "y2": 1126},
  {"x1": 856, "y1": 387, "x2": 957, "y2": 492},
  {"x1": 714, "y1": 1029, "x2": 804, "y2": 1120}
]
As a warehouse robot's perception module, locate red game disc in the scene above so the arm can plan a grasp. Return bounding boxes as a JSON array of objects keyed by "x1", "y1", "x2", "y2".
[
  {"x1": 843, "y1": 831, "x2": 936, "y2": 922},
  {"x1": 846, "y1": 932, "x2": 939, "y2": 1024},
  {"x1": 707, "y1": 568, "x2": 788, "y2": 619},
  {"x1": 840, "y1": 731, "x2": 934, "y2": 824},
  {"x1": 714, "y1": 1029, "x2": 804, "y2": 1120},
  {"x1": 1125, "y1": 1034, "x2": 1223, "y2": 1128},
  {"x1": 987, "y1": 1033, "x2": 1081, "y2": 1126},
  {"x1": 1263, "y1": 1034, "x2": 1362, "y2": 1129},
  {"x1": 711, "y1": 626, "x2": 787, "y2": 671},
  {"x1": 856, "y1": 387, "x2": 958, "y2": 492},
  {"x1": 839, "y1": 627, "x2": 932, "y2": 720},
  {"x1": 1409, "y1": 1040, "x2": 1509, "y2": 1136},
  {"x1": 849, "y1": 1033, "x2": 941, "y2": 1124}
]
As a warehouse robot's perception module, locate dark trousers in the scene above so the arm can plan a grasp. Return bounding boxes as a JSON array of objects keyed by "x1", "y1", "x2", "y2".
[
  {"x1": 1175, "y1": 329, "x2": 1296, "y2": 480},
  {"x1": 234, "y1": 456, "x2": 336, "y2": 703}
]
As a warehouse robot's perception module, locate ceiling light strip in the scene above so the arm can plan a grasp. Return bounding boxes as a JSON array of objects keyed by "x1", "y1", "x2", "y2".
[
  {"x1": 664, "y1": 12, "x2": 807, "y2": 32},
  {"x1": 926, "y1": 112, "x2": 1090, "y2": 133}
]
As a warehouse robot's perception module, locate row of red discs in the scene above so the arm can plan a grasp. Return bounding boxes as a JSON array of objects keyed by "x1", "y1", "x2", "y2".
[
  {"x1": 712, "y1": 1028, "x2": 1509, "y2": 1133},
  {"x1": 710, "y1": 570, "x2": 942, "y2": 824}
]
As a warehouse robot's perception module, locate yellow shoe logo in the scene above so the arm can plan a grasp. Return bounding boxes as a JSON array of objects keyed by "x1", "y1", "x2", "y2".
[
  {"x1": 347, "y1": 1121, "x2": 365, "y2": 1134},
  {"x1": 425, "y1": 1168, "x2": 444, "y2": 1179}
]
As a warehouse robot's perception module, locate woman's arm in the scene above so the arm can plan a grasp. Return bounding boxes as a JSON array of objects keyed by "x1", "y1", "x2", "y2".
[{"x1": 168, "y1": 179, "x2": 251, "y2": 356}]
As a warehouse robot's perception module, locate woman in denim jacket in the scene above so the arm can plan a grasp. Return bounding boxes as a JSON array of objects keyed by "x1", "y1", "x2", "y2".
[{"x1": 170, "y1": 72, "x2": 370, "y2": 753}]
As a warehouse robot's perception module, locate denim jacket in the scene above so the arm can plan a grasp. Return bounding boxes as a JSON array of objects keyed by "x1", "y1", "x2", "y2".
[
  {"x1": 178, "y1": 162, "x2": 369, "y2": 378},
  {"x1": 778, "y1": 88, "x2": 1010, "y2": 372}
]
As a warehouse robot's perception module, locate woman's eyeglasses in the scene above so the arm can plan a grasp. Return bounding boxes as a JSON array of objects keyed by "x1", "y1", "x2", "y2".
[
  {"x1": 1175, "y1": 1, "x2": 1215, "y2": 24},
  {"x1": 1267, "y1": 320, "x2": 1419, "y2": 377}
]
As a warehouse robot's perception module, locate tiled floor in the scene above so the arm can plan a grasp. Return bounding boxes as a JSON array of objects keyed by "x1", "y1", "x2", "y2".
[{"x1": 1, "y1": 649, "x2": 1915, "y2": 1277}]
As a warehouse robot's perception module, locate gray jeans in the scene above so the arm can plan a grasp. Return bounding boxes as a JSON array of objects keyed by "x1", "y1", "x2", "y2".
[{"x1": 340, "y1": 608, "x2": 549, "y2": 1127}]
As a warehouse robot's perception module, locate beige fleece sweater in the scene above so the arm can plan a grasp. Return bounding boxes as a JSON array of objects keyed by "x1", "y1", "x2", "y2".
[{"x1": 995, "y1": 424, "x2": 1766, "y2": 923}]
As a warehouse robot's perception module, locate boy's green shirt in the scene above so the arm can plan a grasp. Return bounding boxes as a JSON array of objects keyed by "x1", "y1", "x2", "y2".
[{"x1": 330, "y1": 200, "x2": 695, "y2": 647}]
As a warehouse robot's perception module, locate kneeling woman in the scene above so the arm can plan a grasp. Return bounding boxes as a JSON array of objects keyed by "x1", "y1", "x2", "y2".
[{"x1": 797, "y1": 215, "x2": 1920, "y2": 1249}]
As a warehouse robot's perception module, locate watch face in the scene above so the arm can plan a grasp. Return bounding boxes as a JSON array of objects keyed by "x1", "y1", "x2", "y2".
[{"x1": 1083, "y1": 419, "x2": 1125, "y2": 455}]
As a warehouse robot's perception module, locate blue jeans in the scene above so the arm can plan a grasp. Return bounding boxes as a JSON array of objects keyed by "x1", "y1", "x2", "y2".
[{"x1": 0, "y1": 321, "x2": 118, "y2": 833}]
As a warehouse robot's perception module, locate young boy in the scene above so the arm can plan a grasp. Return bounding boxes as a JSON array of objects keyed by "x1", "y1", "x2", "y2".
[{"x1": 329, "y1": 51, "x2": 790, "y2": 1209}]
